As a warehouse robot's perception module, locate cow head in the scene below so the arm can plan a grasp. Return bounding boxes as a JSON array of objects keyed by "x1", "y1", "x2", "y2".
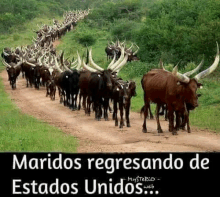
[
  {"x1": 174, "y1": 42, "x2": 219, "y2": 109},
  {"x1": 102, "y1": 70, "x2": 113, "y2": 91}
]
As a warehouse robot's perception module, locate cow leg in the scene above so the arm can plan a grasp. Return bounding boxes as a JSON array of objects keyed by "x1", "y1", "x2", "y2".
[
  {"x1": 168, "y1": 107, "x2": 176, "y2": 135},
  {"x1": 148, "y1": 104, "x2": 154, "y2": 119},
  {"x1": 53, "y1": 88, "x2": 56, "y2": 101},
  {"x1": 119, "y1": 100, "x2": 124, "y2": 128},
  {"x1": 103, "y1": 98, "x2": 109, "y2": 121},
  {"x1": 165, "y1": 105, "x2": 168, "y2": 121},
  {"x1": 113, "y1": 100, "x2": 118, "y2": 126},
  {"x1": 83, "y1": 95, "x2": 88, "y2": 114},
  {"x1": 175, "y1": 111, "x2": 181, "y2": 131},
  {"x1": 186, "y1": 111, "x2": 191, "y2": 133},
  {"x1": 74, "y1": 94, "x2": 78, "y2": 110},
  {"x1": 156, "y1": 104, "x2": 163, "y2": 133},
  {"x1": 78, "y1": 93, "x2": 82, "y2": 110},
  {"x1": 125, "y1": 102, "x2": 131, "y2": 127},
  {"x1": 87, "y1": 96, "x2": 91, "y2": 116},
  {"x1": 142, "y1": 96, "x2": 149, "y2": 133},
  {"x1": 26, "y1": 78, "x2": 29, "y2": 87},
  {"x1": 183, "y1": 107, "x2": 190, "y2": 133}
]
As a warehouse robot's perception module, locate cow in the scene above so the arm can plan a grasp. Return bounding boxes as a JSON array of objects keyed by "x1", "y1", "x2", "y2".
[
  {"x1": 88, "y1": 70, "x2": 113, "y2": 121},
  {"x1": 68, "y1": 70, "x2": 80, "y2": 110},
  {"x1": 112, "y1": 80, "x2": 136, "y2": 128},
  {"x1": 33, "y1": 65, "x2": 42, "y2": 89},
  {"x1": 105, "y1": 41, "x2": 139, "y2": 62},
  {"x1": 1, "y1": 48, "x2": 19, "y2": 64},
  {"x1": 78, "y1": 70, "x2": 92, "y2": 113},
  {"x1": 22, "y1": 61, "x2": 36, "y2": 88},
  {"x1": 141, "y1": 42, "x2": 219, "y2": 135},
  {"x1": 46, "y1": 78, "x2": 56, "y2": 100},
  {"x1": 2, "y1": 60, "x2": 21, "y2": 90}
]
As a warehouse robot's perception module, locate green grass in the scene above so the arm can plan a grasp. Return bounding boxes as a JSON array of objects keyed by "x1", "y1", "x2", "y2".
[{"x1": 0, "y1": 77, "x2": 78, "y2": 152}]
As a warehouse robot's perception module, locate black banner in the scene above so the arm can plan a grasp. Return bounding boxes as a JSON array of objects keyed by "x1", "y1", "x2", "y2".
[{"x1": 1, "y1": 153, "x2": 219, "y2": 196}]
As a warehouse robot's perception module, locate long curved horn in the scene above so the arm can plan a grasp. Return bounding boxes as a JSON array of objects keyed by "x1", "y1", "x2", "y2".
[
  {"x1": 107, "y1": 52, "x2": 116, "y2": 69},
  {"x1": 3, "y1": 50, "x2": 10, "y2": 57},
  {"x1": 53, "y1": 55, "x2": 63, "y2": 73},
  {"x1": 113, "y1": 53, "x2": 128, "y2": 72},
  {"x1": 71, "y1": 59, "x2": 78, "y2": 67},
  {"x1": 89, "y1": 49, "x2": 104, "y2": 71},
  {"x1": 183, "y1": 57, "x2": 204, "y2": 77},
  {"x1": 195, "y1": 42, "x2": 219, "y2": 81},
  {"x1": 172, "y1": 65, "x2": 190, "y2": 83},
  {"x1": 25, "y1": 61, "x2": 36, "y2": 67},
  {"x1": 76, "y1": 51, "x2": 82, "y2": 70},
  {"x1": 2, "y1": 59, "x2": 12, "y2": 68},
  {"x1": 133, "y1": 43, "x2": 139, "y2": 55},
  {"x1": 128, "y1": 43, "x2": 134, "y2": 50},
  {"x1": 82, "y1": 59, "x2": 97, "y2": 72},
  {"x1": 108, "y1": 46, "x2": 124, "y2": 70}
]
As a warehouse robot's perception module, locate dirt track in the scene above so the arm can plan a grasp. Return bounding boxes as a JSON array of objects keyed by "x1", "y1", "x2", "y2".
[{"x1": 1, "y1": 70, "x2": 220, "y2": 152}]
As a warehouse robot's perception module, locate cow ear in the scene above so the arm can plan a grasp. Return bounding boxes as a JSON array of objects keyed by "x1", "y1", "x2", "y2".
[
  {"x1": 197, "y1": 93, "x2": 202, "y2": 97},
  {"x1": 197, "y1": 82, "x2": 203, "y2": 89}
]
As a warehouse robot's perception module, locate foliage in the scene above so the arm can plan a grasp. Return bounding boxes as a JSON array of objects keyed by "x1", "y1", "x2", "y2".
[{"x1": 135, "y1": 0, "x2": 220, "y2": 68}]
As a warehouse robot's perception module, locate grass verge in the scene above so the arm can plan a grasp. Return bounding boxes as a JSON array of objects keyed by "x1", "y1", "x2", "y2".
[{"x1": 0, "y1": 16, "x2": 78, "y2": 152}]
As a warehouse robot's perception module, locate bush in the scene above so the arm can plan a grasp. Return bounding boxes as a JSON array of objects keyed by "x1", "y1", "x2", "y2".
[{"x1": 78, "y1": 34, "x2": 96, "y2": 47}]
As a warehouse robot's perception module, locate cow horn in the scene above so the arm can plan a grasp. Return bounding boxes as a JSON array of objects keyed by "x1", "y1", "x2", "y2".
[
  {"x1": 107, "y1": 52, "x2": 116, "y2": 69},
  {"x1": 82, "y1": 59, "x2": 97, "y2": 72},
  {"x1": 133, "y1": 43, "x2": 139, "y2": 55},
  {"x1": 183, "y1": 57, "x2": 204, "y2": 77},
  {"x1": 15, "y1": 61, "x2": 23, "y2": 68},
  {"x1": 113, "y1": 53, "x2": 128, "y2": 72},
  {"x1": 195, "y1": 42, "x2": 219, "y2": 81},
  {"x1": 108, "y1": 46, "x2": 125, "y2": 70},
  {"x1": 172, "y1": 65, "x2": 190, "y2": 83},
  {"x1": 71, "y1": 59, "x2": 78, "y2": 67},
  {"x1": 128, "y1": 43, "x2": 134, "y2": 50},
  {"x1": 3, "y1": 50, "x2": 10, "y2": 57},
  {"x1": 53, "y1": 55, "x2": 63, "y2": 73},
  {"x1": 2, "y1": 59, "x2": 12, "y2": 68},
  {"x1": 76, "y1": 51, "x2": 82, "y2": 70},
  {"x1": 89, "y1": 49, "x2": 104, "y2": 71},
  {"x1": 25, "y1": 61, "x2": 36, "y2": 67}
]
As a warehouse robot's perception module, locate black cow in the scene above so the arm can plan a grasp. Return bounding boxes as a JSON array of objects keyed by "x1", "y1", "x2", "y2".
[
  {"x1": 88, "y1": 70, "x2": 113, "y2": 121},
  {"x1": 68, "y1": 70, "x2": 80, "y2": 110},
  {"x1": 2, "y1": 48, "x2": 19, "y2": 64},
  {"x1": 4, "y1": 61, "x2": 21, "y2": 90},
  {"x1": 33, "y1": 65, "x2": 42, "y2": 89}
]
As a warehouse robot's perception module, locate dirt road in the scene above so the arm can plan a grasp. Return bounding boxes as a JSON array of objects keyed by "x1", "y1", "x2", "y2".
[{"x1": 1, "y1": 70, "x2": 220, "y2": 152}]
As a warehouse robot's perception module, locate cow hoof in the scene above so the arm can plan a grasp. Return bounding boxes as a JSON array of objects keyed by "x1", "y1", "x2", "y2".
[
  {"x1": 158, "y1": 129, "x2": 163, "y2": 133},
  {"x1": 172, "y1": 131, "x2": 178, "y2": 135},
  {"x1": 115, "y1": 122, "x2": 118, "y2": 126},
  {"x1": 142, "y1": 129, "x2": 147, "y2": 133},
  {"x1": 127, "y1": 123, "x2": 131, "y2": 127},
  {"x1": 105, "y1": 118, "x2": 109, "y2": 121},
  {"x1": 188, "y1": 129, "x2": 191, "y2": 133}
]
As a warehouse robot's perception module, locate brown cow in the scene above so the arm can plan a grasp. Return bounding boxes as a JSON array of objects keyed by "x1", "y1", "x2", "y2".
[{"x1": 141, "y1": 42, "x2": 219, "y2": 135}]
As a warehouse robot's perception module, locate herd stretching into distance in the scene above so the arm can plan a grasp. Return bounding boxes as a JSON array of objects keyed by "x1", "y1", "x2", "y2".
[{"x1": 1, "y1": 8, "x2": 220, "y2": 135}]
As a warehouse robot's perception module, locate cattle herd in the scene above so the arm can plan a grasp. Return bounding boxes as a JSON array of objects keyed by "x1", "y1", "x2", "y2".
[{"x1": 1, "y1": 9, "x2": 220, "y2": 135}]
